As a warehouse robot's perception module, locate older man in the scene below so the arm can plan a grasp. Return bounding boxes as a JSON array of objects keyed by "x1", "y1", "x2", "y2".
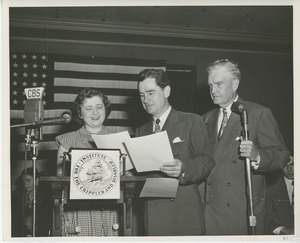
[{"x1": 202, "y1": 59, "x2": 290, "y2": 235}]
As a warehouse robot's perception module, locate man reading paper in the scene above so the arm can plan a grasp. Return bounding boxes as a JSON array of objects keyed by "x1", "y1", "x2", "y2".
[{"x1": 135, "y1": 69, "x2": 215, "y2": 236}]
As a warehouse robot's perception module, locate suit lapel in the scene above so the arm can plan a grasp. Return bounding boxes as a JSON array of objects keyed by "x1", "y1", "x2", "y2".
[
  {"x1": 206, "y1": 109, "x2": 219, "y2": 153},
  {"x1": 161, "y1": 108, "x2": 180, "y2": 140},
  {"x1": 214, "y1": 111, "x2": 242, "y2": 161}
]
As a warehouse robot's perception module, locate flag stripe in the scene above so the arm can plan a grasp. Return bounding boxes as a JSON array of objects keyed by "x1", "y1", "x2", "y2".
[
  {"x1": 50, "y1": 102, "x2": 135, "y2": 111},
  {"x1": 11, "y1": 104, "x2": 142, "y2": 124},
  {"x1": 54, "y1": 55, "x2": 165, "y2": 67},
  {"x1": 11, "y1": 110, "x2": 136, "y2": 125},
  {"x1": 54, "y1": 94, "x2": 135, "y2": 105},
  {"x1": 55, "y1": 62, "x2": 162, "y2": 74},
  {"x1": 55, "y1": 70, "x2": 144, "y2": 81},
  {"x1": 55, "y1": 78, "x2": 138, "y2": 89},
  {"x1": 54, "y1": 86, "x2": 138, "y2": 96}
]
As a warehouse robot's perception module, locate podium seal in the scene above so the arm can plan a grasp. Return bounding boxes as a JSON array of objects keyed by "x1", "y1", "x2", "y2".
[{"x1": 72, "y1": 152, "x2": 119, "y2": 197}]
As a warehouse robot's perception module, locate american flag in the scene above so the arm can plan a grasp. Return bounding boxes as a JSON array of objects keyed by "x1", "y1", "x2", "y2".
[{"x1": 10, "y1": 52, "x2": 166, "y2": 168}]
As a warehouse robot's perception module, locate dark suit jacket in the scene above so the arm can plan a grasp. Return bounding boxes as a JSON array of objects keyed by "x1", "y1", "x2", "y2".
[
  {"x1": 202, "y1": 98, "x2": 289, "y2": 235},
  {"x1": 265, "y1": 171, "x2": 294, "y2": 234},
  {"x1": 136, "y1": 108, "x2": 215, "y2": 236},
  {"x1": 11, "y1": 188, "x2": 53, "y2": 237}
]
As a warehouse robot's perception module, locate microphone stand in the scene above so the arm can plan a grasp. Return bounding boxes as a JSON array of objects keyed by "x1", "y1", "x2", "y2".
[
  {"x1": 62, "y1": 149, "x2": 72, "y2": 176},
  {"x1": 120, "y1": 153, "x2": 127, "y2": 176},
  {"x1": 25, "y1": 126, "x2": 42, "y2": 237},
  {"x1": 241, "y1": 111, "x2": 256, "y2": 235}
]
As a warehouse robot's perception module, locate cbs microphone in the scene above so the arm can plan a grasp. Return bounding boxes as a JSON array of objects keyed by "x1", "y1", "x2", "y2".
[
  {"x1": 24, "y1": 87, "x2": 44, "y2": 124},
  {"x1": 37, "y1": 112, "x2": 72, "y2": 125},
  {"x1": 23, "y1": 87, "x2": 45, "y2": 143}
]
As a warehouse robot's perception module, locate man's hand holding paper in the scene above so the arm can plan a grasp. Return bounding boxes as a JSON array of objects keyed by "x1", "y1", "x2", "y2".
[{"x1": 160, "y1": 159, "x2": 183, "y2": 178}]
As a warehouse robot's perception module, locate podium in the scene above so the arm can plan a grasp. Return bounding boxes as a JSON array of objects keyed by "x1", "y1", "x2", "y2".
[{"x1": 40, "y1": 176, "x2": 146, "y2": 236}]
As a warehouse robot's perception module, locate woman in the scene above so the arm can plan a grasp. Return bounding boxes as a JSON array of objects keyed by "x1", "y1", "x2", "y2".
[{"x1": 56, "y1": 88, "x2": 119, "y2": 236}]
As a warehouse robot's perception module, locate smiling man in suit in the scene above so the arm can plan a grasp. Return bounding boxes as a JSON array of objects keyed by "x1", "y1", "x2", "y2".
[
  {"x1": 202, "y1": 59, "x2": 290, "y2": 235},
  {"x1": 135, "y1": 69, "x2": 215, "y2": 236}
]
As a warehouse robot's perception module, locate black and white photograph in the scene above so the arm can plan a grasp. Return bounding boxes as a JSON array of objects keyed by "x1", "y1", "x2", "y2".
[{"x1": 2, "y1": 0, "x2": 299, "y2": 241}]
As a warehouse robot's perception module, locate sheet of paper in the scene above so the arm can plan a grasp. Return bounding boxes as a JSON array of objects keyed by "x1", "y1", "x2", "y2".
[
  {"x1": 125, "y1": 131, "x2": 174, "y2": 172},
  {"x1": 139, "y1": 178, "x2": 179, "y2": 198},
  {"x1": 91, "y1": 131, "x2": 134, "y2": 172}
]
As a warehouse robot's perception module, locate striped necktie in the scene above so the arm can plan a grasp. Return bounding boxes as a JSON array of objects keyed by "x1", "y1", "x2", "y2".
[
  {"x1": 154, "y1": 118, "x2": 161, "y2": 133},
  {"x1": 218, "y1": 108, "x2": 228, "y2": 139}
]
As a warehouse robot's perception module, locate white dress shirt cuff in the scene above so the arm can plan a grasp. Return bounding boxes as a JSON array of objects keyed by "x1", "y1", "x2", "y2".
[
  {"x1": 273, "y1": 226, "x2": 285, "y2": 235},
  {"x1": 251, "y1": 155, "x2": 261, "y2": 170}
]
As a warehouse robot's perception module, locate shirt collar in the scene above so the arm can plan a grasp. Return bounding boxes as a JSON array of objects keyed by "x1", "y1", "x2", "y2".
[
  {"x1": 154, "y1": 106, "x2": 172, "y2": 129},
  {"x1": 219, "y1": 95, "x2": 239, "y2": 117},
  {"x1": 284, "y1": 176, "x2": 293, "y2": 186}
]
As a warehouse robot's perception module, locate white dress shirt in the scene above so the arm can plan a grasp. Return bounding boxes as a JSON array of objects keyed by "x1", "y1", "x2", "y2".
[{"x1": 153, "y1": 106, "x2": 172, "y2": 132}]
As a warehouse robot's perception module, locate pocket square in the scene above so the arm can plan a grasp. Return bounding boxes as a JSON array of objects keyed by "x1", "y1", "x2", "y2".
[{"x1": 173, "y1": 137, "x2": 184, "y2": 143}]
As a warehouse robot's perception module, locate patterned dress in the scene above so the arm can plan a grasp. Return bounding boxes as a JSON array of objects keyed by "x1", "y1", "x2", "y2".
[{"x1": 56, "y1": 126, "x2": 119, "y2": 236}]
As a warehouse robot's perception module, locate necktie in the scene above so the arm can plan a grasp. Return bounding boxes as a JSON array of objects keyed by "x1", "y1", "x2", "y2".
[
  {"x1": 154, "y1": 118, "x2": 161, "y2": 133},
  {"x1": 218, "y1": 108, "x2": 228, "y2": 139}
]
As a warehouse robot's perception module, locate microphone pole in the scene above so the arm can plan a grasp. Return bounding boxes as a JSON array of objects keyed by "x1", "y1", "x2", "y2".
[
  {"x1": 23, "y1": 87, "x2": 45, "y2": 237},
  {"x1": 232, "y1": 102, "x2": 256, "y2": 235},
  {"x1": 16, "y1": 97, "x2": 72, "y2": 236},
  {"x1": 31, "y1": 136, "x2": 39, "y2": 238},
  {"x1": 242, "y1": 110, "x2": 256, "y2": 235}
]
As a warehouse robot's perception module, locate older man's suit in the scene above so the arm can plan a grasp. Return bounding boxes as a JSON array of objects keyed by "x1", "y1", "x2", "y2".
[
  {"x1": 202, "y1": 98, "x2": 289, "y2": 235},
  {"x1": 136, "y1": 108, "x2": 215, "y2": 236}
]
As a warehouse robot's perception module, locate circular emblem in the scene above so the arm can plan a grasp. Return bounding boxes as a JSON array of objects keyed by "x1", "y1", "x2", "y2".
[{"x1": 72, "y1": 153, "x2": 118, "y2": 197}]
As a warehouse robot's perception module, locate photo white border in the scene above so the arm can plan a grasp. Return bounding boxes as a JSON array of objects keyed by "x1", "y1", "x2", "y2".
[{"x1": 2, "y1": 0, "x2": 299, "y2": 242}]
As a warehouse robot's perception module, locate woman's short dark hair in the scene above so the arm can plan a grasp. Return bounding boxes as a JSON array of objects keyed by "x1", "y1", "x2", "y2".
[
  {"x1": 72, "y1": 88, "x2": 112, "y2": 125},
  {"x1": 137, "y1": 69, "x2": 170, "y2": 89}
]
